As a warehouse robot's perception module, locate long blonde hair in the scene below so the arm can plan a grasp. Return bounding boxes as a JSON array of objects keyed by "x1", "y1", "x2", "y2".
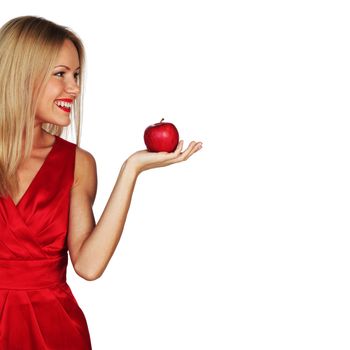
[{"x1": 0, "y1": 16, "x2": 85, "y2": 198}]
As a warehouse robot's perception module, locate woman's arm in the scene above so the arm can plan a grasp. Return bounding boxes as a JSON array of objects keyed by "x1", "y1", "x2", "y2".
[
  {"x1": 73, "y1": 159, "x2": 137, "y2": 280},
  {"x1": 69, "y1": 140, "x2": 202, "y2": 281}
]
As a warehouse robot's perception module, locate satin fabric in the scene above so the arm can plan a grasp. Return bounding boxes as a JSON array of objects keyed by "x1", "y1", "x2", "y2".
[{"x1": 0, "y1": 135, "x2": 92, "y2": 349}]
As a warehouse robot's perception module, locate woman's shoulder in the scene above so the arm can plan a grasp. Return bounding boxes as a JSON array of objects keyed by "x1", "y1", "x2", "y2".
[
  {"x1": 75, "y1": 145, "x2": 96, "y2": 173},
  {"x1": 73, "y1": 145, "x2": 97, "y2": 188},
  {"x1": 52, "y1": 133, "x2": 96, "y2": 188},
  {"x1": 55, "y1": 134, "x2": 95, "y2": 165}
]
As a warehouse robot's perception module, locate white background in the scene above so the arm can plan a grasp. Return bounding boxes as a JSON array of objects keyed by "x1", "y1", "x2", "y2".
[{"x1": 1, "y1": 1, "x2": 350, "y2": 349}]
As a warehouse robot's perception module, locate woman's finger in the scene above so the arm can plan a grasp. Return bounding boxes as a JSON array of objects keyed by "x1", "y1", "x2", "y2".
[
  {"x1": 164, "y1": 140, "x2": 185, "y2": 160},
  {"x1": 184, "y1": 142, "x2": 202, "y2": 160},
  {"x1": 164, "y1": 141, "x2": 201, "y2": 165},
  {"x1": 180, "y1": 141, "x2": 202, "y2": 161},
  {"x1": 174, "y1": 140, "x2": 184, "y2": 156}
]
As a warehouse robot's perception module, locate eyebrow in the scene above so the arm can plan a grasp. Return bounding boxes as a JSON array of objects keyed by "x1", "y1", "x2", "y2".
[{"x1": 54, "y1": 65, "x2": 80, "y2": 71}]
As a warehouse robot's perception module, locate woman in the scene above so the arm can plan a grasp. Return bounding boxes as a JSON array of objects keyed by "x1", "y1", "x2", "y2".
[{"x1": 0, "y1": 16, "x2": 202, "y2": 349}]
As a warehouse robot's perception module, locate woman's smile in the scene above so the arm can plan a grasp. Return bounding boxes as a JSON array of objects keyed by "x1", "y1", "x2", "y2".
[{"x1": 54, "y1": 98, "x2": 73, "y2": 113}]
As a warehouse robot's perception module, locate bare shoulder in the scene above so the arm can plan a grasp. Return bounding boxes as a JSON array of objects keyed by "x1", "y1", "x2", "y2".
[{"x1": 72, "y1": 146, "x2": 97, "y2": 201}]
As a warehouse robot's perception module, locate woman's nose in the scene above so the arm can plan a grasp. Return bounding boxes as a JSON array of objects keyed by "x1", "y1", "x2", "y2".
[{"x1": 66, "y1": 78, "x2": 80, "y2": 97}]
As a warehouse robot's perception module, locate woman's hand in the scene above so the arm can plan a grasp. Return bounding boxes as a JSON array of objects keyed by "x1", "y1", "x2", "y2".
[{"x1": 126, "y1": 140, "x2": 203, "y2": 175}]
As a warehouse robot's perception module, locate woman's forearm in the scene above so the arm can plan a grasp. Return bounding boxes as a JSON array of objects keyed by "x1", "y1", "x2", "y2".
[{"x1": 75, "y1": 159, "x2": 139, "y2": 280}]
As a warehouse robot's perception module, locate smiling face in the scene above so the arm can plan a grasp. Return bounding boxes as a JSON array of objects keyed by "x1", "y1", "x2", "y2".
[{"x1": 35, "y1": 39, "x2": 81, "y2": 127}]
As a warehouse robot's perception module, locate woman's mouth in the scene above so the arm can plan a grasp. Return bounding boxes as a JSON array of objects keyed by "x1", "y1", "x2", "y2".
[
  {"x1": 55, "y1": 100, "x2": 73, "y2": 113},
  {"x1": 56, "y1": 105, "x2": 71, "y2": 113}
]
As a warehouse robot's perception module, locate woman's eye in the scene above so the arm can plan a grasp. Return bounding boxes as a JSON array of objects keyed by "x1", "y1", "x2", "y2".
[{"x1": 54, "y1": 71, "x2": 80, "y2": 81}]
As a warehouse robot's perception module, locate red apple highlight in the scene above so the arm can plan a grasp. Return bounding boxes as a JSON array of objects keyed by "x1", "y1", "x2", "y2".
[{"x1": 144, "y1": 118, "x2": 179, "y2": 152}]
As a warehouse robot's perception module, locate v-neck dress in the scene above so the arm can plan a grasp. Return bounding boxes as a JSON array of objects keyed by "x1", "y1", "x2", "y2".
[{"x1": 0, "y1": 135, "x2": 92, "y2": 349}]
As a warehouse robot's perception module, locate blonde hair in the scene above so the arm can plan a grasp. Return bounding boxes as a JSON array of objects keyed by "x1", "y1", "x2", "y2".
[{"x1": 0, "y1": 16, "x2": 85, "y2": 198}]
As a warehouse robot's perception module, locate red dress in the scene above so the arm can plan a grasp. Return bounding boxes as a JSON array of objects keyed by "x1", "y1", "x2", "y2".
[{"x1": 0, "y1": 135, "x2": 92, "y2": 349}]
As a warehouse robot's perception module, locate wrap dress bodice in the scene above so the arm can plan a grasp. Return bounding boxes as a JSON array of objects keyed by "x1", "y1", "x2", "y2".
[{"x1": 0, "y1": 135, "x2": 92, "y2": 349}]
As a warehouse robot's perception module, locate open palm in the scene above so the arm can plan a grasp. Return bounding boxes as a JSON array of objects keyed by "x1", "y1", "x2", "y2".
[{"x1": 127, "y1": 140, "x2": 202, "y2": 174}]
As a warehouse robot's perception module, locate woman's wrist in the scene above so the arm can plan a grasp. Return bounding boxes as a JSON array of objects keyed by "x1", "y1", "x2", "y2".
[{"x1": 123, "y1": 156, "x2": 142, "y2": 178}]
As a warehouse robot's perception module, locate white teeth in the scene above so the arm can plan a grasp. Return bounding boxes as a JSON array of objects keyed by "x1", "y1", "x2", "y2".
[{"x1": 55, "y1": 100, "x2": 72, "y2": 108}]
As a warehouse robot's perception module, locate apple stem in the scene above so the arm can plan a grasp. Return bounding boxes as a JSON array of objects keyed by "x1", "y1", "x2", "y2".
[{"x1": 160, "y1": 118, "x2": 164, "y2": 123}]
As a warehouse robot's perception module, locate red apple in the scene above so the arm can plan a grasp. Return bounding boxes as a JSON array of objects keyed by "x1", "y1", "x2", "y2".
[{"x1": 144, "y1": 118, "x2": 179, "y2": 152}]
